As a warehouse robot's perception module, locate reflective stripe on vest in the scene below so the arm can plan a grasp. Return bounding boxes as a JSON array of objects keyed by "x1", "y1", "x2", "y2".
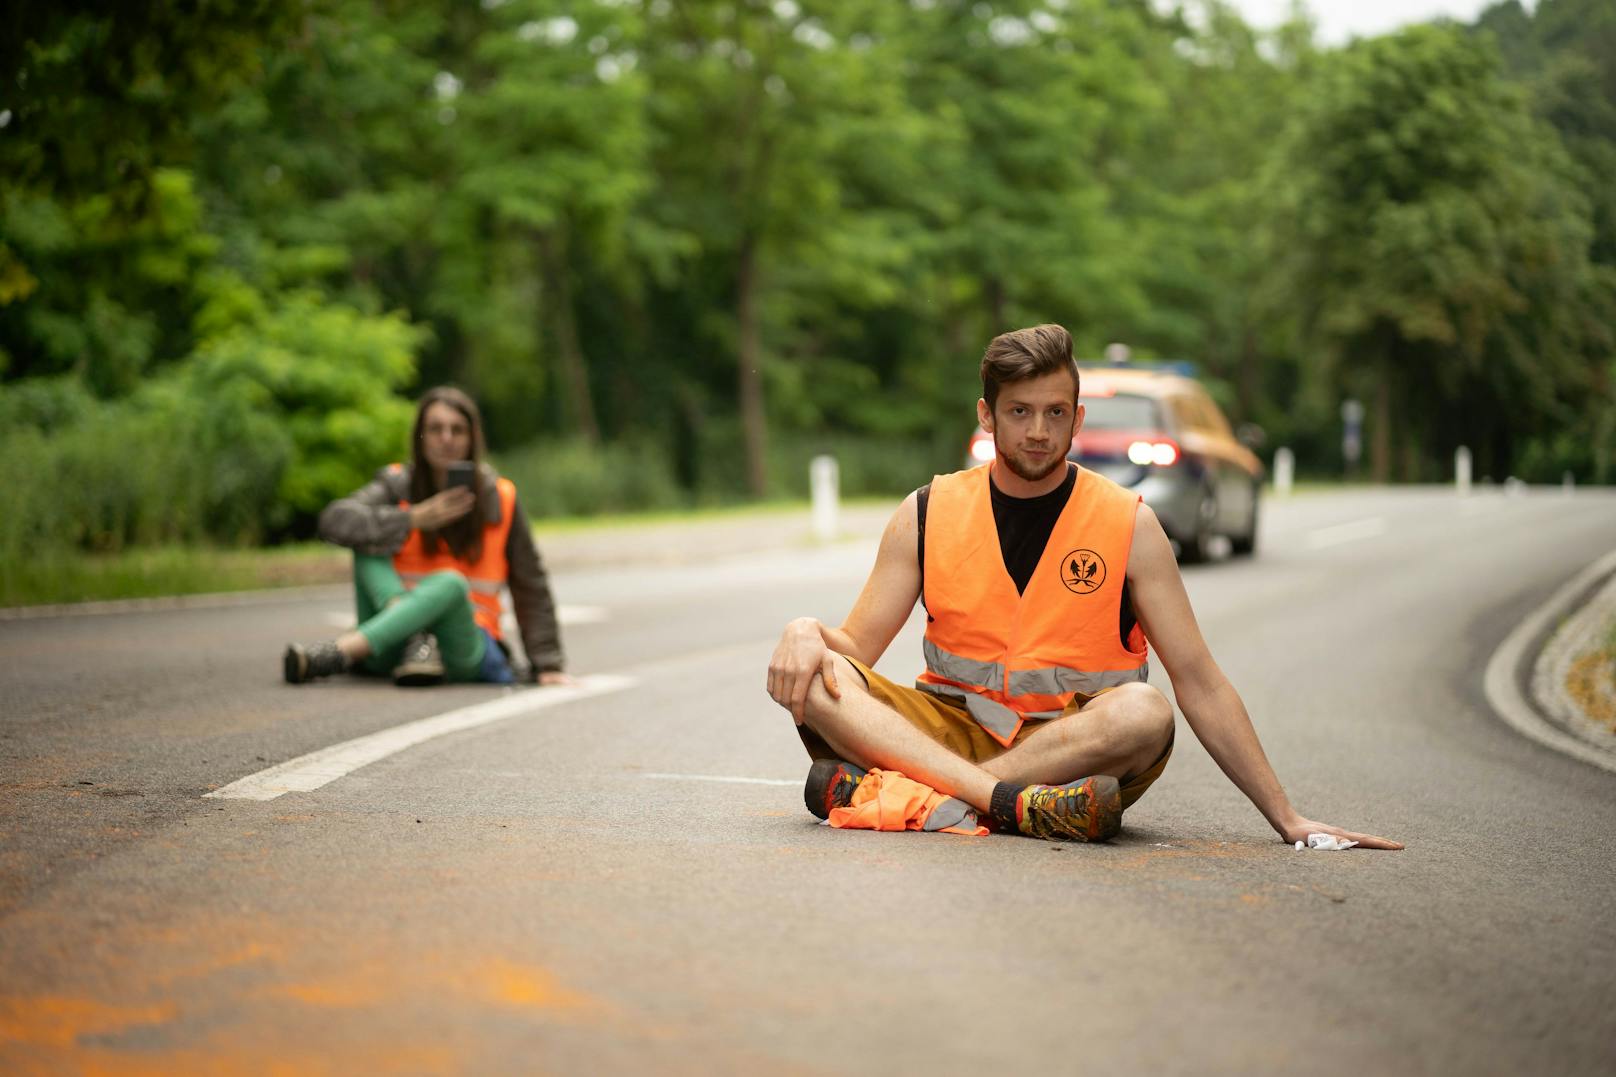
[
  {"x1": 923, "y1": 638, "x2": 1150, "y2": 704},
  {"x1": 916, "y1": 464, "x2": 1149, "y2": 747},
  {"x1": 392, "y1": 474, "x2": 517, "y2": 640}
]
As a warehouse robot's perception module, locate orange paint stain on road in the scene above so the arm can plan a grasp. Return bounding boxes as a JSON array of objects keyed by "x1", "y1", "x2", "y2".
[
  {"x1": 69, "y1": 1039, "x2": 461, "y2": 1077},
  {"x1": 0, "y1": 995, "x2": 177, "y2": 1048},
  {"x1": 253, "y1": 952, "x2": 607, "y2": 1021},
  {"x1": 1105, "y1": 839, "x2": 1274, "y2": 873},
  {"x1": 273, "y1": 975, "x2": 391, "y2": 1010},
  {"x1": 479, "y1": 959, "x2": 604, "y2": 1016},
  {"x1": 152, "y1": 940, "x2": 281, "y2": 989}
]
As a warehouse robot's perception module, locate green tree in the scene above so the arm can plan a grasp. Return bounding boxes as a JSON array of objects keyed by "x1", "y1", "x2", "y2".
[
  {"x1": 639, "y1": 0, "x2": 921, "y2": 496},
  {"x1": 1475, "y1": 0, "x2": 1616, "y2": 480},
  {"x1": 0, "y1": 2, "x2": 302, "y2": 388},
  {"x1": 1117, "y1": 2, "x2": 1317, "y2": 433},
  {"x1": 899, "y1": 0, "x2": 1163, "y2": 344},
  {"x1": 448, "y1": 0, "x2": 651, "y2": 446},
  {"x1": 1277, "y1": 25, "x2": 1610, "y2": 481}
]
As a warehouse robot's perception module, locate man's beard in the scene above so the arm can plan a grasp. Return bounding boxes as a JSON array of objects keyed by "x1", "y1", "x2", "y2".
[{"x1": 997, "y1": 437, "x2": 1067, "y2": 483}]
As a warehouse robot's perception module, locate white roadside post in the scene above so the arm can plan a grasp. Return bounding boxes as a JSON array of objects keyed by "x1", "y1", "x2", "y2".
[
  {"x1": 1456, "y1": 446, "x2": 1472, "y2": 496},
  {"x1": 1341, "y1": 399, "x2": 1364, "y2": 481},
  {"x1": 1563, "y1": 470, "x2": 1575, "y2": 497},
  {"x1": 1273, "y1": 447, "x2": 1294, "y2": 497},
  {"x1": 810, "y1": 454, "x2": 840, "y2": 543}
]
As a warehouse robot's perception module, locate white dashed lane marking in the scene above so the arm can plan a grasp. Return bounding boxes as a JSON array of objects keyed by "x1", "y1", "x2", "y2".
[
  {"x1": 640, "y1": 773, "x2": 799, "y2": 787},
  {"x1": 1305, "y1": 516, "x2": 1388, "y2": 550}
]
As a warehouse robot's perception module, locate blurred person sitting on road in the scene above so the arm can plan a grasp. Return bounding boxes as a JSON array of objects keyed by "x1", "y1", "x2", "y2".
[
  {"x1": 283, "y1": 386, "x2": 570, "y2": 688},
  {"x1": 768, "y1": 324, "x2": 1401, "y2": 849}
]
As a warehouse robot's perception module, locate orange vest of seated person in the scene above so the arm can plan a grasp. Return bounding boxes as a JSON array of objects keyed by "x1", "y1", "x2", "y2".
[
  {"x1": 916, "y1": 464, "x2": 1149, "y2": 748},
  {"x1": 391, "y1": 469, "x2": 518, "y2": 643}
]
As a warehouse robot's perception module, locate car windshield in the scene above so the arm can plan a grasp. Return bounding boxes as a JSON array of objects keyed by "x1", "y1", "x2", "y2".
[{"x1": 1079, "y1": 393, "x2": 1162, "y2": 430}]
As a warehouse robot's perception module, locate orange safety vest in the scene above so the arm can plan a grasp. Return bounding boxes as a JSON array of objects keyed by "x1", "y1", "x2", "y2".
[
  {"x1": 392, "y1": 470, "x2": 517, "y2": 640},
  {"x1": 917, "y1": 464, "x2": 1149, "y2": 747}
]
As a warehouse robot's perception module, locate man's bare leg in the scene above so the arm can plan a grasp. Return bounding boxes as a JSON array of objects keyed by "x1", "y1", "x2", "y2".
[
  {"x1": 799, "y1": 654, "x2": 999, "y2": 812},
  {"x1": 983, "y1": 683, "x2": 1174, "y2": 787}
]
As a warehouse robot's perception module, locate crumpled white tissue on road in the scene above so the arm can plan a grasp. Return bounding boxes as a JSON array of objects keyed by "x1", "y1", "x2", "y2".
[{"x1": 1294, "y1": 833, "x2": 1358, "y2": 851}]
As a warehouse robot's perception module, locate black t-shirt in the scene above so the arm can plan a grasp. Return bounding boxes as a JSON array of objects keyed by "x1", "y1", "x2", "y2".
[
  {"x1": 990, "y1": 464, "x2": 1077, "y2": 594},
  {"x1": 917, "y1": 463, "x2": 1137, "y2": 642}
]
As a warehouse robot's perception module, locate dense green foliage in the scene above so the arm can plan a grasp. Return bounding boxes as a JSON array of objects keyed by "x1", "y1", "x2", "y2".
[{"x1": 3, "y1": 0, "x2": 1614, "y2": 568}]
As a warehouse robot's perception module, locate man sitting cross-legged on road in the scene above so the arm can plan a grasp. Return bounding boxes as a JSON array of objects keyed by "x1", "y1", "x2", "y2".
[{"x1": 767, "y1": 324, "x2": 1402, "y2": 848}]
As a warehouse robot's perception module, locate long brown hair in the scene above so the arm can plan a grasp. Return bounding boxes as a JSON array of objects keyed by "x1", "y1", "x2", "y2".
[{"x1": 409, "y1": 386, "x2": 489, "y2": 561}]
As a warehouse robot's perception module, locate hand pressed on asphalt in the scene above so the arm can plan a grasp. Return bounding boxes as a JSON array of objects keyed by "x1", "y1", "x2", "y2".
[
  {"x1": 1283, "y1": 818, "x2": 1404, "y2": 851},
  {"x1": 537, "y1": 670, "x2": 575, "y2": 687},
  {"x1": 767, "y1": 617, "x2": 841, "y2": 724}
]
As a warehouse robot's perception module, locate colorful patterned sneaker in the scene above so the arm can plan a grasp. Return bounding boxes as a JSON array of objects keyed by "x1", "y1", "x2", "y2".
[
  {"x1": 283, "y1": 641, "x2": 350, "y2": 684},
  {"x1": 392, "y1": 632, "x2": 445, "y2": 687},
  {"x1": 1016, "y1": 775, "x2": 1123, "y2": 842},
  {"x1": 804, "y1": 758, "x2": 870, "y2": 820}
]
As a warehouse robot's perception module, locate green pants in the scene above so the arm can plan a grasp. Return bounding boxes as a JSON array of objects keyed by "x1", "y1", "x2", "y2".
[{"x1": 353, "y1": 555, "x2": 487, "y2": 681}]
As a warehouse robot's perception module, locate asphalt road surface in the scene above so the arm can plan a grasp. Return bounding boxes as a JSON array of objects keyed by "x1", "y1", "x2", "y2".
[{"x1": 3, "y1": 486, "x2": 1614, "y2": 1075}]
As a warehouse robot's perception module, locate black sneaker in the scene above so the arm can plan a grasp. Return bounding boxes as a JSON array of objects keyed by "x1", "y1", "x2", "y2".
[
  {"x1": 1015, "y1": 775, "x2": 1123, "y2": 842},
  {"x1": 284, "y1": 641, "x2": 350, "y2": 684},
  {"x1": 393, "y1": 633, "x2": 445, "y2": 687},
  {"x1": 804, "y1": 758, "x2": 869, "y2": 820}
]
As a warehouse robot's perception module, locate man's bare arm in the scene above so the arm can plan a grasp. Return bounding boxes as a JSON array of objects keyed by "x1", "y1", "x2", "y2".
[
  {"x1": 767, "y1": 494, "x2": 922, "y2": 721},
  {"x1": 1127, "y1": 503, "x2": 1403, "y2": 849}
]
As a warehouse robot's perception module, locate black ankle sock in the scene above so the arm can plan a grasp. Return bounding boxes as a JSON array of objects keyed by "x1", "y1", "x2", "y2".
[{"x1": 990, "y1": 781, "x2": 1021, "y2": 828}]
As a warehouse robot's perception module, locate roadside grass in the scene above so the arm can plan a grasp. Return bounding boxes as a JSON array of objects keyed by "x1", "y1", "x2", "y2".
[
  {"x1": 1566, "y1": 616, "x2": 1616, "y2": 733},
  {"x1": 4, "y1": 545, "x2": 350, "y2": 609},
  {"x1": 528, "y1": 496, "x2": 890, "y2": 534},
  {"x1": 3, "y1": 498, "x2": 898, "y2": 609}
]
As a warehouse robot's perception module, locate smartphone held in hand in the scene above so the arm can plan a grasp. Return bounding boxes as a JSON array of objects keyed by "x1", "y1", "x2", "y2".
[{"x1": 446, "y1": 462, "x2": 476, "y2": 490}]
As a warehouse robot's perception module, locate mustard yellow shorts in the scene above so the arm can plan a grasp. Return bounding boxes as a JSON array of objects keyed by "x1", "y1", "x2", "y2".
[{"x1": 796, "y1": 656, "x2": 1172, "y2": 810}]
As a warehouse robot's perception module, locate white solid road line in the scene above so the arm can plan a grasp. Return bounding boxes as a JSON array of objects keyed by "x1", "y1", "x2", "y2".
[
  {"x1": 207, "y1": 637, "x2": 772, "y2": 802},
  {"x1": 205, "y1": 674, "x2": 637, "y2": 801},
  {"x1": 1483, "y1": 549, "x2": 1616, "y2": 776},
  {"x1": 556, "y1": 605, "x2": 610, "y2": 625},
  {"x1": 1305, "y1": 516, "x2": 1388, "y2": 549},
  {"x1": 641, "y1": 773, "x2": 799, "y2": 786}
]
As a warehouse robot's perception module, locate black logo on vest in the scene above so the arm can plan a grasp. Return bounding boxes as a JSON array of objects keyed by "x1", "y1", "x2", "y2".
[{"x1": 1060, "y1": 549, "x2": 1106, "y2": 594}]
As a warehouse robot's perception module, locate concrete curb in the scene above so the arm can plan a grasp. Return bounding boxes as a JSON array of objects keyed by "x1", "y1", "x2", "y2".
[
  {"x1": 1532, "y1": 565, "x2": 1616, "y2": 754},
  {"x1": 1483, "y1": 548, "x2": 1616, "y2": 775}
]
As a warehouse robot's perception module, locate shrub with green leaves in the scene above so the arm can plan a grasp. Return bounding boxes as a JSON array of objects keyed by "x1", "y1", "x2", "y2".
[
  {"x1": 493, "y1": 437, "x2": 686, "y2": 519},
  {"x1": 0, "y1": 290, "x2": 422, "y2": 566},
  {"x1": 180, "y1": 290, "x2": 421, "y2": 524}
]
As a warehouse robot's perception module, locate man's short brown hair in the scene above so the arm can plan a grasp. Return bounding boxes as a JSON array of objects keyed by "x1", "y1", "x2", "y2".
[{"x1": 980, "y1": 324, "x2": 1080, "y2": 410}]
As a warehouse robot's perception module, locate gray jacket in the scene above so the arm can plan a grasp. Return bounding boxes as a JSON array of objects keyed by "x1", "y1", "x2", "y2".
[{"x1": 317, "y1": 463, "x2": 564, "y2": 674}]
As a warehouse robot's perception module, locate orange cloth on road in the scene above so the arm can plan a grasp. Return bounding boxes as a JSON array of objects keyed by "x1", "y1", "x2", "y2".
[{"x1": 826, "y1": 768, "x2": 989, "y2": 837}]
